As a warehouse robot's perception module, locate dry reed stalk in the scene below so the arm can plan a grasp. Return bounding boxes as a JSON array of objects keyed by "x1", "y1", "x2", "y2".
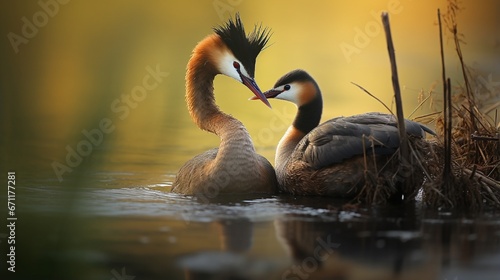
[
  {"x1": 348, "y1": 2, "x2": 499, "y2": 208},
  {"x1": 381, "y1": 12, "x2": 409, "y2": 169}
]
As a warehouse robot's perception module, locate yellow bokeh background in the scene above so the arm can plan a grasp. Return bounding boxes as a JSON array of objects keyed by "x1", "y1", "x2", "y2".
[{"x1": 1, "y1": 0, "x2": 499, "y2": 181}]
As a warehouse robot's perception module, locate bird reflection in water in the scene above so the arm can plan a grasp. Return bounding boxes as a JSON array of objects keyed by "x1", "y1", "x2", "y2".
[
  {"x1": 273, "y1": 199, "x2": 500, "y2": 280},
  {"x1": 178, "y1": 217, "x2": 271, "y2": 280}
]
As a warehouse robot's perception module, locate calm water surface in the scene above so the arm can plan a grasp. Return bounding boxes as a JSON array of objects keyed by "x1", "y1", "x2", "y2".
[{"x1": 11, "y1": 156, "x2": 500, "y2": 280}]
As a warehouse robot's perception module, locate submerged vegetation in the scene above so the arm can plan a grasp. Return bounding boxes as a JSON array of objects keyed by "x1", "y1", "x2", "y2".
[{"x1": 354, "y1": 1, "x2": 499, "y2": 209}]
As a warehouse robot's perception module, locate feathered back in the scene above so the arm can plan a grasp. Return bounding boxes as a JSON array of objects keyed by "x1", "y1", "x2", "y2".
[{"x1": 296, "y1": 112, "x2": 434, "y2": 169}]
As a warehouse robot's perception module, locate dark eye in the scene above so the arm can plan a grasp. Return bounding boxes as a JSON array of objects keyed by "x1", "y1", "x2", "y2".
[
  {"x1": 233, "y1": 61, "x2": 240, "y2": 69},
  {"x1": 284, "y1": 84, "x2": 291, "y2": 90}
]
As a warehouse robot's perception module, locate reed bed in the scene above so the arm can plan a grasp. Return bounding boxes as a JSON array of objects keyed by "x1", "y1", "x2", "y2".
[{"x1": 354, "y1": 1, "x2": 499, "y2": 209}]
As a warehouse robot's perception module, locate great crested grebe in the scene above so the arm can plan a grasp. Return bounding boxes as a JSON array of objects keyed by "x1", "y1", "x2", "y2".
[
  {"x1": 254, "y1": 70, "x2": 434, "y2": 197},
  {"x1": 171, "y1": 15, "x2": 278, "y2": 196}
]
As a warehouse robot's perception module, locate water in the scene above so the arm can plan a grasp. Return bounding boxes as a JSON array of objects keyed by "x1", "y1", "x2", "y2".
[{"x1": 8, "y1": 174, "x2": 500, "y2": 280}]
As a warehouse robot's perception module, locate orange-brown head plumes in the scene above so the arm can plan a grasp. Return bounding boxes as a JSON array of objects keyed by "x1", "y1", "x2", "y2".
[
  {"x1": 212, "y1": 14, "x2": 271, "y2": 108},
  {"x1": 186, "y1": 14, "x2": 272, "y2": 131},
  {"x1": 191, "y1": 14, "x2": 271, "y2": 108},
  {"x1": 254, "y1": 69, "x2": 323, "y2": 134},
  {"x1": 172, "y1": 15, "x2": 278, "y2": 196},
  {"x1": 213, "y1": 14, "x2": 270, "y2": 80}
]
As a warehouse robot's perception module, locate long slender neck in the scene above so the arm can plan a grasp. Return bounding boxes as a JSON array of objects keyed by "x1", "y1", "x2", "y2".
[
  {"x1": 276, "y1": 95, "x2": 322, "y2": 170},
  {"x1": 185, "y1": 36, "x2": 255, "y2": 164},
  {"x1": 185, "y1": 49, "x2": 220, "y2": 134}
]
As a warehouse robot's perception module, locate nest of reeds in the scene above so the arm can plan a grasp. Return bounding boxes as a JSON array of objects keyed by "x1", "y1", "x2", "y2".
[
  {"x1": 353, "y1": 137, "x2": 432, "y2": 205},
  {"x1": 354, "y1": 105, "x2": 498, "y2": 209},
  {"x1": 353, "y1": 1, "x2": 500, "y2": 209},
  {"x1": 421, "y1": 88, "x2": 499, "y2": 209},
  {"x1": 419, "y1": 1, "x2": 499, "y2": 210}
]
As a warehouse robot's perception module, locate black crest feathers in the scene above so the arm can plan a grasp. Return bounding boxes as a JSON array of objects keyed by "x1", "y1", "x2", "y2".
[{"x1": 213, "y1": 14, "x2": 270, "y2": 77}]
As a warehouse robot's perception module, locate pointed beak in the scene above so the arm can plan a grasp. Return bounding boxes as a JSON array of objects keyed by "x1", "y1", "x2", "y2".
[
  {"x1": 240, "y1": 75, "x2": 272, "y2": 108},
  {"x1": 249, "y1": 88, "x2": 282, "y2": 100}
]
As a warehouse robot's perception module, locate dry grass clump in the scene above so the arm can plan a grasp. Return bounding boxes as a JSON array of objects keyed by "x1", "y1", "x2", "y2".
[
  {"x1": 413, "y1": 88, "x2": 499, "y2": 210},
  {"x1": 418, "y1": 1, "x2": 499, "y2": 210},
  {"x1": 418, "y1": 114, "x2": 498, "y2": 210},
  {"x1": 418, "y1": 80, "x2": 499, "y2": 209},
  {"x1": 354, "y1": 1, "x2": 499, "y2": 209},
  {"x1": 354, "y1": 137, "x2": 429, "y2": 205}
]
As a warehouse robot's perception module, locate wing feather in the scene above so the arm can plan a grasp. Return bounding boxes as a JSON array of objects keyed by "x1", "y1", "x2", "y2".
[{"x1": 295, "y1": 113, "x2": 432, "y2": 169}]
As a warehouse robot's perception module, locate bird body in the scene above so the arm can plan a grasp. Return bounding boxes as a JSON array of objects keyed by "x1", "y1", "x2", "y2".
[
  {"x1": 259, "y1": 70, "x2": 434, "y2": 197},
  {"x1": 171, "y1": 15, "x2": 277, "y2": 196}
]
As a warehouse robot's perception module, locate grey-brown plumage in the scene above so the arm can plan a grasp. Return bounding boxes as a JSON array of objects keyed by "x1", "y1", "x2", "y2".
[
  {"x1": 300, "y1": 113, "x2": 432, "y2": 169},
  {"x1": 260, "y1": 69, "x2": 434, "y2": 197},
  {"x1": 171, "y1": 15, "x2": 277, "y2": 196}
]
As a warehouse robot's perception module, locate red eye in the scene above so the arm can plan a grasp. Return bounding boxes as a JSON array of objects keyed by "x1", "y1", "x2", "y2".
[{"x1": 233, "y1": 61, "x2": 240, "y2": 69}]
